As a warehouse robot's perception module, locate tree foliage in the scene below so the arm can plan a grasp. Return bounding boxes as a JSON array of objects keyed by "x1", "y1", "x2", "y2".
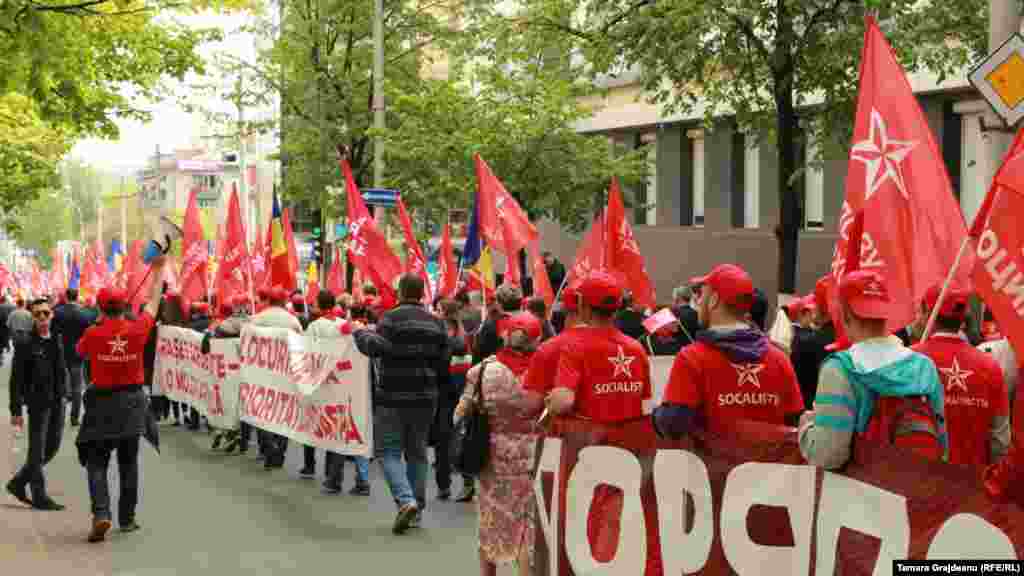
[
  {"x1": 197, "y1": 0, "x2": 646, "y2": 231},
  {"x1": 8, "y1": 186, "x2": 73, "y2": 263},
  {"x1": 0, "y1": 93, "x2": 71, "y2": 231},
  {"x1": 515, "y1": 0, "x2": 987, "y2": 290}
]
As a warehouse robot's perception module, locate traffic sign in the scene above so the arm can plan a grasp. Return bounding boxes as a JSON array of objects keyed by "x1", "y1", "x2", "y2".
[
  {"x1": 970, "y1": 33, "x2": 1024, "y2": 127},
  {"x1": 334, "y1": 223, "x2": 348, "y2": 238},
  {"x1": 363, "y1": 188, "x2": 398, "y2": 207}
]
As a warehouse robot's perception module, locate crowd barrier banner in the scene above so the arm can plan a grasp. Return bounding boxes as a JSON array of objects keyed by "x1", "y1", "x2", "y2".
[
  {"x1": 533, "y1": 418, "x2": 1023, "y2": 576},
  {"x1": 237, "y1": 325, "x2": 373, "y2": 457},
  {"x1": 153, "y1": 325, "x2": 242, "y2": 430}
]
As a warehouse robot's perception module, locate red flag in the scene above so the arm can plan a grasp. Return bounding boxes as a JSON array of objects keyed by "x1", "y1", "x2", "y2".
[
  {"x1": 180, "y1": 188, "x2": 209, "y2": 303},
  {"x1": 339, "y1": 158, "x2": 403, "y2": 290},
  {"x1": 830, "y1": 16, "x2": 970, "y2": 332},
  {"x1": 396, "y1": 196, "x2": 432, "y2": 302},
  {"x1": 437, "y1": 223, "x2": 458, "y2": 299},
  {"x1": 123, "y1": 240, "x2": 148, "y2": 314},
  {"x1": 605, "y1": 178, "x2": 656, "y2": 308},
  {"x1": 306, "y1": 262, "x2": 320, "y2": 307},
  {"x1": 251, "y1": 226, "x2": 268, "y2": 290},
  {"x1": 474, "y1": 154, "x2": 538, "y2": 255},
  {"x1": 565, "y1": 212, "x2": 606, "y2": 289},
  {"x1": 503, "y1": 232, "x2": 522, "y2": 287},
  {"x1": 971, "y1": 127, "x2": 1024, "y2": 361},
  {"x1": 528, "y1": 239, "x2": 554, "y2": 310},
  {"x1": 326, "y1": 246, "x2": 346, "y2": 295},
  {"x1": 217, "y1": 185, "x2": 251, "y2": 306}
]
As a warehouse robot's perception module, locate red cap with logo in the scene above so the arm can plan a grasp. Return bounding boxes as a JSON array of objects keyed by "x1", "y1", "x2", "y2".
[
  {"x1": 924, "y1": 284, "x2": 969, "y2": 321},
  {"x1": 814, "y1": 275, "x2": 833, "y2": 316},
  {"x1": 498, "y1": 311, "x2": 543, "y2": 342},
  {"x1": 578, "y1": 270, "x2": 623, "y2": 311},
  {"x1": 838, "y1": 270, "x2": 890, "y2": 320},
  {"x1": 690, "y1": 264, "x2": 755, "y2": 311},
  {"x1": 97, "y1": 287, "x2": 127, "y2": 309}
]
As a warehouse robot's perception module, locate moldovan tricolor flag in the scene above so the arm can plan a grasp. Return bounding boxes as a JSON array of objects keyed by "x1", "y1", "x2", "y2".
[
  {"x1": 268, "y1": 192, "x2": 296, "y2": 291},
  {"x1": 830, "y1": 16, "x2": 969, "y2": 332},
  {"x1": 970, "y1": 127, "x2": 1024, "y2": 362},
  {"x1": 305, "y1": 261, "x2": 320, "y2": 306},
  {"x1": 437, "y1": 223, "x2": 457, "y2": 299},
  {"x1": 605, "y1": 177, "x2": 655, "y2": 308},
  {"x1": 179, "y1": 188, "x2": 209, "y2": 304},
  {"x1": 339, "y1": 157, "x2": 403, "y2": 291},
  {"x1": 396, "y1": 195, "x2": 431, "y2": 303}
]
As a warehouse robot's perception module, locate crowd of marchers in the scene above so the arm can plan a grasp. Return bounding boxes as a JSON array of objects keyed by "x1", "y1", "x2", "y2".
[{"x1": 6, "y1": 253, "x2": 1024, "y2": 575}]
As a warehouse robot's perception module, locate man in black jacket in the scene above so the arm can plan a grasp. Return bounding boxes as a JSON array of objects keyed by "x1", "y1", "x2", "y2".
[
  {"x1": 6, "y1": 298, "x2": 67, "y2": 510},
  {"x1": 54, "y1": 289, "x2": 96, "y2": 426},
  {"x1": 353, "y1": 274, "x2": 451, "y2": 535}
]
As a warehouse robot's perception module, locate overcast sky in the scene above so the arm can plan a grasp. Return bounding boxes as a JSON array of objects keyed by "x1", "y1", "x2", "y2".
[{"x1": 71, "y1": 11, "x2": 257, "y2": 174}]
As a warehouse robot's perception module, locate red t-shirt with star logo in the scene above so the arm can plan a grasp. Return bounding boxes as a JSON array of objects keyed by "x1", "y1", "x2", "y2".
[
  {"x1": 913, "y1": 335, "x2": 1009, "y2": 466},
  {"x1": 77, "y1": 312, "x2": 156, "y2": 389},
  {"x1": 555, "y1": 325, "x2": 651, "y2": 423},
  {"x1": 524, "y1": 326, "x2": 589, "y2": 396},
  {"x1": 663, "y1": 341, "x2": 803, "y2": 432}
]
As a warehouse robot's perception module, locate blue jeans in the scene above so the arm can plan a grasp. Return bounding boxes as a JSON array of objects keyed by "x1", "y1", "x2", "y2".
[
  {"x1": 325, "y1": 453, "x2": 369, "y2": 486},
  {"x1": 374, "y1": 404, "x2": 434, "y2": 510}
]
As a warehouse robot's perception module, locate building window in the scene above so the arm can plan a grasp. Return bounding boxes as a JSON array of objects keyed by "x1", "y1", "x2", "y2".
[
  {"x1": 804, "y1": 137, "x2": 824, "y2": 230},
  {"x1": 636, "y1": 131, "x2": 657, "y2": 226},
  {"x1": 689, "y1": 130, "x2": 705, "y2": 227},
  {"x1": 744, "y1": 138, "x2": 760, "y2": 229}
]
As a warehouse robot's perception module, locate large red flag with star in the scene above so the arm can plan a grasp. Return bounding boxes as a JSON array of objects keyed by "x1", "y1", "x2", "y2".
[
  {"x1": 179, "y1": 188, "x2": 209, "y2": 303},
  {"x1": 474, "y1": 154, "x2": 538, "y2": 256},
  {"x1": 565, "y1": 212, "x2": 605, "y2": 290},
  {"x1": 396, "y1": 195, "x2": 432, "y2": 303},
  {"x1": 829, "y1": 16, "x2": 969, "y2": 332},
  {"x1": 339, "y1": 158, "x2": 403, "y2": 291},
  {"x1": 605, "y1": 177, "x2": 655, "y2": 308},
  {"x1": 437, "y1": 222, "x2": 458, "y2": 300}
]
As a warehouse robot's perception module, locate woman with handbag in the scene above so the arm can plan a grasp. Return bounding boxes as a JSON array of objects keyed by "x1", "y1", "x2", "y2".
[{"x1": 453, "y1": 312, "x2": 545, "y2": 576}]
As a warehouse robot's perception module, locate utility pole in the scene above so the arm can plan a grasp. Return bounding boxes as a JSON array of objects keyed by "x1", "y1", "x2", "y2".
[
  {"x1": 987, "y1": 1, "x2": 1021, "y2": 176},
  {"x1": 372, "y1": 0, "x2": 385, "y2": 224},
  {"x1": 237, "y1": 72, "x2": 250, "y2": 244},
  {"x1": 121, "y1": 175, "x2": 128, "y2": 249},
  {"x1": 317, "y1": 0, "x2": 327, "y2": 283}
]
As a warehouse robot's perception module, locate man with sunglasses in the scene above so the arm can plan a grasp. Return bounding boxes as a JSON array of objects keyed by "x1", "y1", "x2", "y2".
[{"x1": 6, "y1": 298, "x2": 67, "y2": 511}]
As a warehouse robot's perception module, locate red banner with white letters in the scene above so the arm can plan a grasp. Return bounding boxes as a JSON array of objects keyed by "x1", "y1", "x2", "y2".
[{"x1": 533, "y1": 418, "x2": 1024, "y2": 575}]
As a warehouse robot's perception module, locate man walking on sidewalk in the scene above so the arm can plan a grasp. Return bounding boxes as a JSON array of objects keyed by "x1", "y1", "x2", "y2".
[{"x1": 6, "y1": 298, "x2": 67, "y2": 511}]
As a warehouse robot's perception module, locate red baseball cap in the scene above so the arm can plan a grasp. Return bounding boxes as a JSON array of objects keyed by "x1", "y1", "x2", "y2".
[
  {"x1": 97, "y1": 287, "x2": 127, "y2": 309},
  {"x1": 924, "y1": 284, "x2": 969, "y2": 321},
  {"x1": 257, "y1": 287, "x2": 271, "y2": 300},
  {"x1": 578, "y1": 270, "x2": 623, "y2": 311},
  {"x1": 690, "y1": 264, "x2": 754, "y2": 311},
  {"x1": 269, "y1": 286, "x2": 289, "y2": 303},
  {"x1": 560, "y1": 284, "x2": 580, "y2": 313},
  {"x1": 838, "y1": 270, "x2": 890, "y2": 320},
  {"x1": 814, "y1": 276, "x2": 833, "y2": 315},
  {"x1": 219, "y1": 301, "x2": 233, "y2": 317},
  {"x1": 230, "y1": 294, "x2": 249, "y2": 308},
  {"x1": 498, "y1": 311, "x2": 543, "y2": 342},
  {"x1": 291, "y1": 293, "x2": 305, "y2": 305}
]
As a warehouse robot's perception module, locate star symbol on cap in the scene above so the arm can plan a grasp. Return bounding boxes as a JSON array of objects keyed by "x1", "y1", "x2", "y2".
[
  {"x1": 732, "y1": 362, "x2": 765, "y2": 389},
  {"x1": 850, "y1": 109, "x2": 919, "y2": 201},
  {"x1": 608, "y1": 345, "x2": 636, "y2": 378},
  {"x1": 940, "y1": 356, "x2": 973, "y2": 394},
  {"x1": 109, "y1": 335, "x2": 128, "y2": 355}
]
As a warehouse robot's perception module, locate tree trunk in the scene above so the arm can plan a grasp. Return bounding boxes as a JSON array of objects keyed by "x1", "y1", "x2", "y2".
[{"x1": 775, "y1": 80, "x2": 800, "y2": 295}]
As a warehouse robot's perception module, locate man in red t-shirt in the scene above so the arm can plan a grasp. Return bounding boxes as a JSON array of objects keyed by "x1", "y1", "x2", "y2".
[
  {"x1": 523, "y1": 284, "x2": 586, "y2": 398},
  {"x1": 912, "y1": 285, "x2": 1009, "y2": 467},
  {"x1": 547, "y1": 271, "x2": 651, "y2": 423},
  {"x1": 655, "y1": 264, "x2": 804, "y2": 438},
  {"x1": 76, "y1": 255, "x2": 167, "y2": 543}
]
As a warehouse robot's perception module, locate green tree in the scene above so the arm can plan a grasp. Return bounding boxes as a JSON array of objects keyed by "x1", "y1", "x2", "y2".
[
  {"x1": 9, "y1": 189, "x2": 73, "y2": 265},
  {"x1": 517, "y1": 0, "x2": 987, "y2": 292}
]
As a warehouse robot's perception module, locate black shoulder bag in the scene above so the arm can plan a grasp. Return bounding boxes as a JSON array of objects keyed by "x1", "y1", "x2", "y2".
[{"x1": 454, "y1": 360, "x2": 492, "y2": 476}]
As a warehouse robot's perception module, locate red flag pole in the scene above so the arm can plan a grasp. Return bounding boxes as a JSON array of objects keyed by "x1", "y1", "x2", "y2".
[{"x1": 920, "y1": 236, "x2": 973, "y2": 342}]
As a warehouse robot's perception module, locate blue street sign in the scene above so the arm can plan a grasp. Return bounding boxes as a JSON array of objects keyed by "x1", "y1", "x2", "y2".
[
  {"x1": 362, "y1": 188, "x2": 398, "y2": 207},
  {"x1": 334, "y1": 223, "x2": 348, "y2": 238}
]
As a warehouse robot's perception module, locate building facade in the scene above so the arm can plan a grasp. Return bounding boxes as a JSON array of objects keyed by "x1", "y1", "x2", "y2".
[{"x1": 537, "y1": 70, "x2": 993, "y2": 307}]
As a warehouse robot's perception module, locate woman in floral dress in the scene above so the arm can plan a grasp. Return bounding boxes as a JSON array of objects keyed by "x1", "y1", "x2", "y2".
[{"x1": 454, "y1": 312, "x2": 545, "y2": 576}]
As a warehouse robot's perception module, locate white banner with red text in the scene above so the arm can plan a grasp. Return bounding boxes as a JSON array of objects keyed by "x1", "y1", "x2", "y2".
[
  {"x1": 237, "y1": 325, "x2": 373, "y2": 457},
  {"x1": 152, "y1": 325, "x2": 242, "y2": 430}
]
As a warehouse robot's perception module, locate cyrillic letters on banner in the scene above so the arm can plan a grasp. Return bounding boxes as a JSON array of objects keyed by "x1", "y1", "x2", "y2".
[
  {"x1": 237, "y1": 325, "x2": 373, "y2": 457},
  {"x1": 153, "y1": 325, "x2": 241, "y2": 430},
  {"x1": 534, "y1": 419, "x2": 1022, "y2": 575}
]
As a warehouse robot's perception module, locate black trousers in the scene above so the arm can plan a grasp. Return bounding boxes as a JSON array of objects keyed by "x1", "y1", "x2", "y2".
[
  {"x1": 85, "y1": 436, "x2": 140, "y2": 525},
  {"x1": 11, "y1": 403, "x2": 64, "y2": 501},
  {"x1": 303, "y1": 445, "x2": 316, "y2": 471}
]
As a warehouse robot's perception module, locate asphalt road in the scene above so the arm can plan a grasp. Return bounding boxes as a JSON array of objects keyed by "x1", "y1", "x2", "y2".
[{"x1": 0, "y1": 354, "x2": 503, "y2": 575}]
